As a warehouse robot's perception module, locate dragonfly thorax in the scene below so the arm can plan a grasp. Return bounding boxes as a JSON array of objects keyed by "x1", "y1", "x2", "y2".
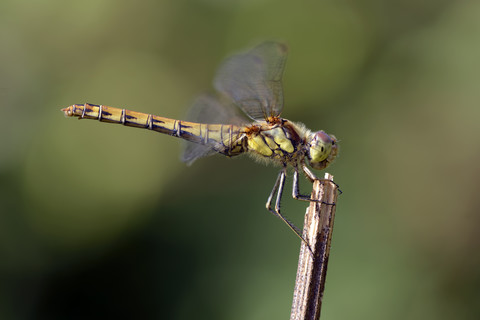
[{"x1": 243, "y1": 120, "x2": 307, "y2": 165}]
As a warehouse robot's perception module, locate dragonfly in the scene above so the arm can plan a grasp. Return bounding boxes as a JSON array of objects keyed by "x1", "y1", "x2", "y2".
[{"x1": 62, "y1": 42, "x2": 339, "y2": 246}]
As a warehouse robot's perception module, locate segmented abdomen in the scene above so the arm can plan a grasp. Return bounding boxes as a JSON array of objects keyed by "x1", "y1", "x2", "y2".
[{"x1": 62, "y1": 103, "x2": 246, "y2": 157}]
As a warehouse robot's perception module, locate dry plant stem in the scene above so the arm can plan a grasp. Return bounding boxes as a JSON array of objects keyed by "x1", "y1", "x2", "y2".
[{"x1": 290, "y1": 173, "x2": 338, "y2": 320}]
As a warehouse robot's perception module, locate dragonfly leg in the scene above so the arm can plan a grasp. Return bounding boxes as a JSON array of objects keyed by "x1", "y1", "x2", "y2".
[
  {"x1": 266, "y1": 167, "x2": 312, "y2": 253},
  {"x1": 293, "y1": 166, "x2": 317, "y2": 202},
  {"x1": 266, "y1": 169, "x2": 283, "y2": 214},
  {"x1": 303, "y1": 165, "x2": 342, "y2": 194},
  {"x1": 292, "y1": 165, "x2": 341, "y2": 204},
  {"x1": 302, "y1": 165, "x2": 318, "y2": 183}
]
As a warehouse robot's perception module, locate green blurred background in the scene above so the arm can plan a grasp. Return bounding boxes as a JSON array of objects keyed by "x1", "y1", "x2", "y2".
[{"x1": 1, "y1": 0, "x2": 480, "y2": 319}]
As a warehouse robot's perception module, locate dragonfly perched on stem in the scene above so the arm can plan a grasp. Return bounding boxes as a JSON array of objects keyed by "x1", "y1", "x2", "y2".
[{"x1": 62, "y1": 42, "x2": 339, "y2": 249}]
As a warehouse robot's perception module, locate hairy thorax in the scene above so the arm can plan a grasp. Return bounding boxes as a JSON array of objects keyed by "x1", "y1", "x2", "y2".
[{"x1": 243, "y1": 119, "x2": 308, "y2": 166}]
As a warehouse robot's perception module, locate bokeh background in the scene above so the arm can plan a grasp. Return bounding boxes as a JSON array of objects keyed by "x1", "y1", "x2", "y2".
[{"x1": 1, "y1": 0, "x2": 480, "y2": 319}]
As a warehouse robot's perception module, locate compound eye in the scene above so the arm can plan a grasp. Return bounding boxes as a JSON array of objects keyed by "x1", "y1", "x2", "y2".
[{"x1": 315, "y1": 131, "x2": 333, "y2": 144}]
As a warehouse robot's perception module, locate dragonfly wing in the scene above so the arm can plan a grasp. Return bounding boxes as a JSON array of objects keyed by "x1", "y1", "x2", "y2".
[
  {"x1": 181, "y1": 94, "x2": 247, "y2": 165},
  {"x1": 181, "y1": 141, "x2": 216, "y2": 165},
  {"x1": 213, "y1": 41, "x2": 287, "y2": 120}
]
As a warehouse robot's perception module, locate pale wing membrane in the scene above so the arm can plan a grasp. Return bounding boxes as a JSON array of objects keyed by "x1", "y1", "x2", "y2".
[
  {"x1": 181, "y1": 94, "x2": 247, "y2": 165},
  {"x1": 213, "y1": 42, "x2": 287, "y2": 120}
]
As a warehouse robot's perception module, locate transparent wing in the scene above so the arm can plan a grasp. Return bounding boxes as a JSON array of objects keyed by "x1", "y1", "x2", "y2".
[
  {"x1": 181, "y1": 94, "x2": 247, "y2": 165},
  {"x1": 213, "y1": 41, "x2": 287, "y2": 121}
]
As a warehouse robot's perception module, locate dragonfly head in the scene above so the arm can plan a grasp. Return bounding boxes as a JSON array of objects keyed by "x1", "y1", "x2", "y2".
[{"x1": 307, "y1": 131, "x2": 338, "y2": 170}]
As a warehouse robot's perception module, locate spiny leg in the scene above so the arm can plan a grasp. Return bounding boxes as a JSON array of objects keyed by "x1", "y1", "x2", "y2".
[
  {"x1": 302, "y1": 165, "x2": 318, "y2": 182},
  {"x1": 293, "y1": 164, "x2": 332, "y2": 203},
  {"x1": 266, "y1": 168, "x2": 283, "y2": 215},
  {"x1": 293, "y1": 164, "x2": 341, "y2": 205},
  {"x1": 266, "y1": 167, "x2": 312, "y2": 253},
  {"x1": 304, "y1": 164, "x2": 342, "y2": 195},
  {"x1": 293, "y1": 165, "x2": 317, "y2": 202},
  {"x1": 302, "y1": 165, "x2": 342, "y2": 193}
]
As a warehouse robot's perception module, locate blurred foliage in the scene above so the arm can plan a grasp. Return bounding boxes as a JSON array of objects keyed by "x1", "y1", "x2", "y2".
[{"x1": 1, "y1": 0, "x2": 480, "y2": 319}]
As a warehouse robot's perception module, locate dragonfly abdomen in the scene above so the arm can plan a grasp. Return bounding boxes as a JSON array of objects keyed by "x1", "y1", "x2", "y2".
[{"x1": 62, "y1": 103, "x2": 246, "y2": 157}]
